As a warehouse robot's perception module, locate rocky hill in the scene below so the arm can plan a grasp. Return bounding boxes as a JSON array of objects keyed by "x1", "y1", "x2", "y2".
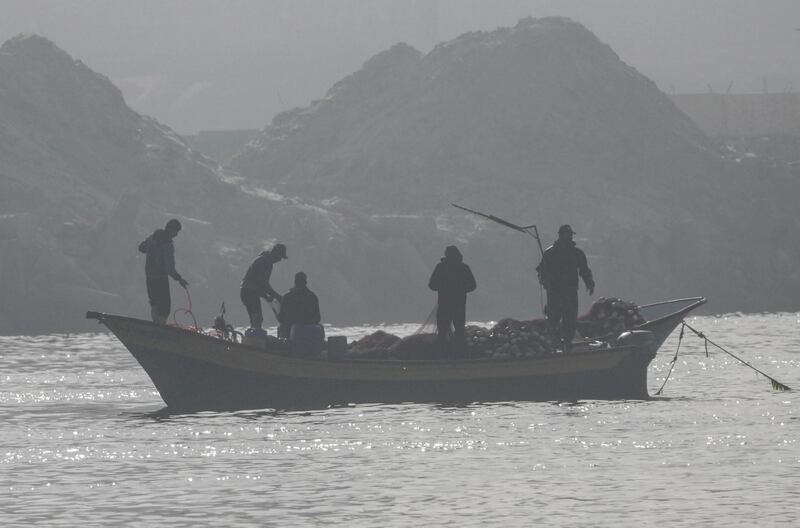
[
  {"x1": 230, "y1": 18, "x2": 711, "y2": 216},
  {"x1": 0, "y1": 35, "x2": 229, "y2": 333},
  {"x1": 229, "y1": 17, "x2": 800, "y2": 315},
  {"x1": 0, "y1": 35, "x2": 456, "y2": 334},
  {"x1": 3, "y1": 19, "x2": 800, "y2": 335}
]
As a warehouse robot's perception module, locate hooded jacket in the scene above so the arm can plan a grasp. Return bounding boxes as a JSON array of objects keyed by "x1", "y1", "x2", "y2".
[
  {"x1": 428, "y1": 248, "x2": 477, "y2": 306},
  {"x1": 138, "y1": 229, "x2": 182, "y2": 281}
]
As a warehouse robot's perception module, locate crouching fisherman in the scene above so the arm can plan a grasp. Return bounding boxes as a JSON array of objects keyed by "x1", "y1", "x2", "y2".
[
  {"x1": 278, "y1": 272, "x2": 324, "y2": 357},
  {"x1": 138, "y1": 218, "x2": 188, "y2": 324},
  {"x1": 240, "y1": 243, "x2": 288, "y2": 329}
]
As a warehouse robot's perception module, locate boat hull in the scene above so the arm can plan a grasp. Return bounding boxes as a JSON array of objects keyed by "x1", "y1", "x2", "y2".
[{"x1": 90, "y1": 313, "x2": 659, "y2": 411}]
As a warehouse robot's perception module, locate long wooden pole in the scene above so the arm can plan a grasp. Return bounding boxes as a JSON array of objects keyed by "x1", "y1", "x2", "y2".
[{"x1": 452, "y1": 203, "x2": 546, "y2": 313}]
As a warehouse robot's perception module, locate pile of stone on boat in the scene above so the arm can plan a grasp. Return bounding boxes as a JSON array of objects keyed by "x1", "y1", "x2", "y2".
[{"x1": 344, "y1": 298, "x2": 645, "y2": 360}]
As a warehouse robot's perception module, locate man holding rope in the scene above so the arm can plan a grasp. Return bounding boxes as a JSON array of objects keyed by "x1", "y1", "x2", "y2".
[
  {"x1": 240, "y1": 243, "x2": 288, "y2": 330},
  {"x1": 138, "y1": 219, "x2": 189, "y2": 324}
]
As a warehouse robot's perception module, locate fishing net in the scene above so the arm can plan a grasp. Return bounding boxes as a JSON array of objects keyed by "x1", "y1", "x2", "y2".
[
  {"x1": 346, "y1": 303, "x2": 438, "y2": 359},
  {"x1": 413, "y1": 303, "x2": 438, "y2": 335}
]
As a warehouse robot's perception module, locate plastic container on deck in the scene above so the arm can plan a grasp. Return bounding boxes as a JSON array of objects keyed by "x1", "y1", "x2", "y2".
[
  {"x1": 290, "y1": 324, "x2": 325, "y2": 357},
  {"x1": 243, "y1": 327, "x2": 268, "y2": 349},
  {"x1": 327, "y1": 336, "x2": 347, "y2": 359}
]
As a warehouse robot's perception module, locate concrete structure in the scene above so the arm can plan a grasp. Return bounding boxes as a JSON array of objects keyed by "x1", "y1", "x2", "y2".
[{"x1": 670, "y1": 93, "x2": 800, "y2": 138}]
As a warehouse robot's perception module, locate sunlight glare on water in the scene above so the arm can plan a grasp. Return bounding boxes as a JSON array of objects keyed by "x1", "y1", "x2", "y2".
[{"x1": 1, "y1": 314, "x2": 797, "y2": 526}]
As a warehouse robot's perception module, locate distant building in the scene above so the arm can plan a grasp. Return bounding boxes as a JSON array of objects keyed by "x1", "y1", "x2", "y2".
[{"x1": 670, "y1": 93, "x2": 800, "y2": 138}]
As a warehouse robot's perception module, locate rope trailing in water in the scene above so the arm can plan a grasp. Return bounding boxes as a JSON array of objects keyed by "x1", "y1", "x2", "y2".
[
  {"x1": 172, "y1": 285, "x2": 200, "y2": 332},
  {"x1": 655, "y1": 322, "x2": 685, "y2": 395},
  {"x1": 681, "y1": 320, "x2": 791, "y2": 392}
]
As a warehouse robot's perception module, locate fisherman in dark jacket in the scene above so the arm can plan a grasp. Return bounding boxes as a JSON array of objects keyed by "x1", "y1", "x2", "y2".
[
  {"x1": 428, "y1": 245, "x2": 477, "y2": 355},
  {"x1": 278, "y1": 271, "x2": 321, "y2": 337},
  {"x1": 138, "y1": 218, "x2": 188, "y2": 324},
  {"x1": 536, "y1": 224, "x2": 595, "y2": 351},
  {"x1": 240, "y1": 243, "x2": 287, "y2": 329}
]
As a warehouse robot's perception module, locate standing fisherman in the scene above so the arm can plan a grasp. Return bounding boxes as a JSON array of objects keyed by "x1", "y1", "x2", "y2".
[
  {"x1": 240, "y1": 243, "x2": 288, "y2": 329},
  {"x1": 428, "y1": 245, "x2": 477, "y2": 356},
  {"x1": 138, "y1": 219, "x2": 188, "y2": 324},
  {"x1": 536, "y1": 225, "x2": 594, "y2": 351}
]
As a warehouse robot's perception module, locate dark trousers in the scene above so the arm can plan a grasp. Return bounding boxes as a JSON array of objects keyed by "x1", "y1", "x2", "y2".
[
  {"x1": 146, "y1": 276, "x2": 171, "y2": 319},
  {"x1": 545, "y1": 288, "x2": 578, "y2": 346},
  {"x1": 436, "y1": 302, "x2": 466, "y2": 353},
  {"x1": 240, "y1": 287, "x2": 263, "y2": 328}
]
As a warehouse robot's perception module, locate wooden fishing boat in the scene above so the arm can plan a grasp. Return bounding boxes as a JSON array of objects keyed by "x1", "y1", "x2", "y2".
[{"x1": 86, "y1": 296, "x2": 705, "y2": 411}]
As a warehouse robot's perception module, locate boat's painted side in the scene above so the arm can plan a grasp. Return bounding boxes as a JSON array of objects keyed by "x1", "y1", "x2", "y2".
[
  {"x1": 87, "y1": 297, "x2": 705, "y2": 411},
  {"x1": 90, "y1": 314, "x2": 650, "y2": 410}
]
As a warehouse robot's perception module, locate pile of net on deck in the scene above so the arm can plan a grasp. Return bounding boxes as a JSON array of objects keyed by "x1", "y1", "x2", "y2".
[{"x1": 345, "y1": 297, "x2": 645, "y2": 360}]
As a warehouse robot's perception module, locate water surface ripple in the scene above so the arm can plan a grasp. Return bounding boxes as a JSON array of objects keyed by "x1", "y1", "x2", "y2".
[{"x1": 1, "y1": 314, "x2": 798, "y2": 526}]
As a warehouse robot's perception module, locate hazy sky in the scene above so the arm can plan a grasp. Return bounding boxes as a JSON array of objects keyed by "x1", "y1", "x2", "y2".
[{"x1": 2, "y1": 0, "x2": 799, "y2": 133}]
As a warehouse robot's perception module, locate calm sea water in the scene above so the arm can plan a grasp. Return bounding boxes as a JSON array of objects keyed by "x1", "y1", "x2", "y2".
[{"x1": 1, "y1": 314, "x2": 798, "y2": 527}]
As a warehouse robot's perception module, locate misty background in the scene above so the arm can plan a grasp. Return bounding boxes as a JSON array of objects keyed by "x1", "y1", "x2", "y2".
[
  {"x1": 2, "y1": 0, "x2": 800, "y2": 133},
  {"x1": 2, "y1": 1, "x2": 800, "y2": 335}
]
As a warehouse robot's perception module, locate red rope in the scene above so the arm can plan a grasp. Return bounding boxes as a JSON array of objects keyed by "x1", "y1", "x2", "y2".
[{"x1": 172, "y1": 285, "x2": 200, "y2": 332}]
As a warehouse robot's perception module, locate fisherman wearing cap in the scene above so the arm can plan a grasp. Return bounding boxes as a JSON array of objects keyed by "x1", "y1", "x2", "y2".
[
  {"x1": 536, "y1": 225, "x2": 595, "y2": 351},
  {"x1": 240, "y1": 243, "x2": 288, "y2": 329},
  {"x1": 428, "y1": 245, "x2": 477, "y2": 356},
  {"x1": 138, "y1": 218, "x2": 188, "y2": 324}
]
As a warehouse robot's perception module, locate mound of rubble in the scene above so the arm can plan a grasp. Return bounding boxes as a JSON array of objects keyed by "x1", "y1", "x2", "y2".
[{"x1": 344, "y1": 297, "x2": 645, "y2": 360}]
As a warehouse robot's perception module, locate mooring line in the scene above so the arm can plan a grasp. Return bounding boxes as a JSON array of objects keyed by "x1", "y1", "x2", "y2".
[
  {"x1": 681, "y1": 320, "x2": 791, "y2": 392},
  {"x1": 655, "y1": 322, "x2": 685, "y2": 396}
]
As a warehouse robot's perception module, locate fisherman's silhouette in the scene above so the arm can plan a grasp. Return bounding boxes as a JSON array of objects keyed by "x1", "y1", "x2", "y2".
[
  {"x1": 138, "y1": 219, "x2": 188, "y2": 324},
  {"x1": 276, "y1": 271, "x2": 325, "y2": 357},
  {"x1": 277, "y1": 271, "x2": 321, "y2": 338},
  {"x1": 536, "y1": 225, "x2": 595, "y2": 351},
  {"x1": 428, "y1": 245, "x2": 477, "y2": 357},
  {"x1": 240, "y1": 243, "x2": 287, "y2": 329}
]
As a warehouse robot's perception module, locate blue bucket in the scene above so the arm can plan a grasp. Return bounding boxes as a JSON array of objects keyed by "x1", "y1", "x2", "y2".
[
  {"x1": 290, "y1": 324, "x2": 325, "y2": 357},
  {"x1": 327, "y1": 336, "x2": 347, "y2": 359}
]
